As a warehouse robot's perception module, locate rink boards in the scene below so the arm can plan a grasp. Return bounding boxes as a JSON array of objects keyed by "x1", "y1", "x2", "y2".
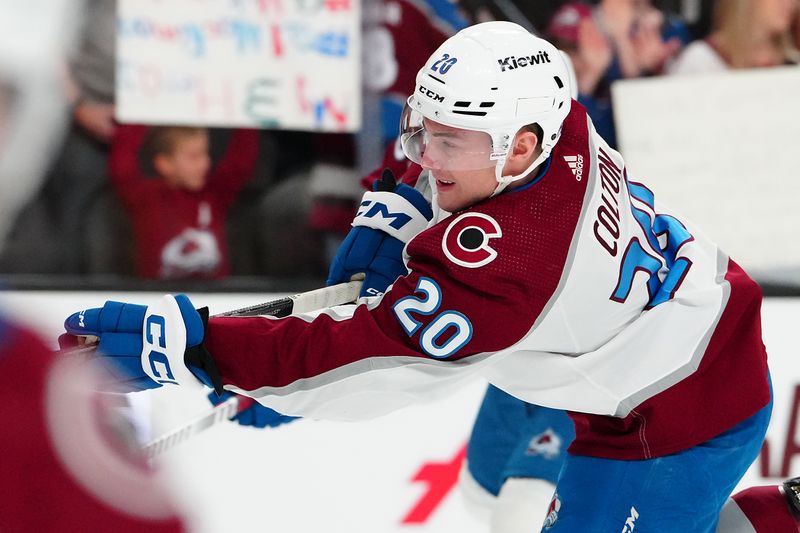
[{"x1": 2, "y1": 291, "x2": 799, "y2": 533}]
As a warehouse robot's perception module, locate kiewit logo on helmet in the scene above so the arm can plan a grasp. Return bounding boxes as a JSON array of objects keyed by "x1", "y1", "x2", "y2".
[{"x1": 497, "y1": 50, "x2": 551, "y2": 72}]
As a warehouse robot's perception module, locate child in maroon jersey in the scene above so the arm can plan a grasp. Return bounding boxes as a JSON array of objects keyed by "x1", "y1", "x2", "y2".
[{"x1": 110, "y1": 124, "x2": 259, "y2": 280}]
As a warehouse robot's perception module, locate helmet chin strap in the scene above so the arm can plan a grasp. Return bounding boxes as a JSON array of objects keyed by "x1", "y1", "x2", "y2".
[{"x1": 490, "y1": 151, "x2": 548, "y2": 197}]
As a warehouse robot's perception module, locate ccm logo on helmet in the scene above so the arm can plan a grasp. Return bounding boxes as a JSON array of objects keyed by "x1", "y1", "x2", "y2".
[
  {"x1": 497, "y1": 51, "x2": 551, "y2": 72},
  {"x1": 442, "y1": 212, "x2": 502, "y2": 268},
  {"x1": 418, "y1": 84, "x2": 445, "y2": 103}
]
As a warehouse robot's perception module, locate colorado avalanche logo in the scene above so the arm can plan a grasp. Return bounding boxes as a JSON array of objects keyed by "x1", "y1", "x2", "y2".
[
  {"x1": 525, "y1": 428, "x2": 563, "y2": 460},
  {"x1": 543, "y1": 492, "x2": 561, "y2": 529},
  {"x1": 442, "y1": 212, "x2": 502, "y2": 268}
]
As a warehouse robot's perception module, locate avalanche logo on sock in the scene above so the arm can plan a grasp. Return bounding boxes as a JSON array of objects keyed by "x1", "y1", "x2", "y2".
[
  {"x1": 543, "y1": 492, "x2": 561, "y2": 529},
  {"x1": 442, "y1": 212, "x2": 502, "y2": 268}
]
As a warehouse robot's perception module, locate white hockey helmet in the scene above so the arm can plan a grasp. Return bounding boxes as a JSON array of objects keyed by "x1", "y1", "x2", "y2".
[{"x1": 400, "y1": 21, "x2": 572, "y2": 195}]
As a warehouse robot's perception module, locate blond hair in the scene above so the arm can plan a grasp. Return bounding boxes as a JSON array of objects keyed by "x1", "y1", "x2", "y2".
[
  {"x1": 145, "y1": 126, "x2": 208, "y2": 156},
  {"x1": 712, "y1": 0, "x2": 800, "y2": 68}
]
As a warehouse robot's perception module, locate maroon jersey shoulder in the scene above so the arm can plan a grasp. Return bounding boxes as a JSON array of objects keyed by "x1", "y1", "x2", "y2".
[
  {"x1": 406, "y1": 103, "x2": 591, "y2": 309},
  {"x1": 393, "y1": 103, "x2": 592, "y2": 353}
]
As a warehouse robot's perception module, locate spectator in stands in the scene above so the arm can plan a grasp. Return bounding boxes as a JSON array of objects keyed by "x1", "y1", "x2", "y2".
[
  {"x1": 307, "y1": 0, "x2": 469, "y2": 265},
  {"x1": 109, "y1": 125, "x2": 259, "y2": 280},
  {"x1": 0, "y1": 0, "x2": 119, "y2": 274},
  {"x1": 44, "y1": 0, "x2": 118, "y2": 272},
  {"x1": 668, "y1": 0, "x2": 800, "y2": 74},
  {"x1": 794, "y1": 6, "x2": 800, "y2": 50},
  {"x1": 0, "y1": 3, "x2": 187, "y2": 528},
  {"x1": 546, "y1": 1, "x2": 689, "y2": 146}
]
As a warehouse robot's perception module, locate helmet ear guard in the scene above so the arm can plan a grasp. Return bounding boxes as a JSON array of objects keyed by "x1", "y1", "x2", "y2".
[{"x1": 403, "y1": 21, "x2": 573, "y2": 196}]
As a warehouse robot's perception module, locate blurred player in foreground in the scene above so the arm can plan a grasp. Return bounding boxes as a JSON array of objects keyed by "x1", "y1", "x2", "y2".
[
  {"x1": 63, "y1": 22, "x2": 799, "y2": 532},
  {"x1": 0, "y1": 326, "x2": 187, "y2": 532},
  {"x1": 0, "y1": 1, "x2": 186, "y2": 530}
]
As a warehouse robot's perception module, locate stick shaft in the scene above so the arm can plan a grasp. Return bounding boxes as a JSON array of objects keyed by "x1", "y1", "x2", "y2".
[
  {"x1": 214, "y1": 279, "x2": 363, "y2": 317},
  {"x1": 105, "y1": 281, "x2": 362, "y2": 458},
  {"x1": 142, "y1": 396, "x2": 242, "y2": 458}
]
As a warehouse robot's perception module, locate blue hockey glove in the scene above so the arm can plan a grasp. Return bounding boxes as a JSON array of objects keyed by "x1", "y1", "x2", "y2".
[
  {"x1": 327, "y1": 169, "x2": 432, "y2": 297},
  {"x1": 208, "y1": 391, "x2": 299, "y2": 429},
  {"x1": 63, "y1": 294, "x2": 223, "y2": 394}
]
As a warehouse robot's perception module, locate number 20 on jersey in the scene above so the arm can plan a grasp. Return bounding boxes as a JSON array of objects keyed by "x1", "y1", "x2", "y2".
[{"x1": 392, "y1": 277, "x2": 473, "y2": 359}]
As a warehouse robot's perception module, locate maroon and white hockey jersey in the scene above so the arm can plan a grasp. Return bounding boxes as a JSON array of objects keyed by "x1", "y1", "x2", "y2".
[{"x1": 206, "y1": 102, "x2": 770, "y2": 460}]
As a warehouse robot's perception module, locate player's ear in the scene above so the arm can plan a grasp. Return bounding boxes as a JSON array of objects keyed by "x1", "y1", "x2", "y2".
[
  {"x1": 503, "y1": 129, "x2": 540, "y2": 176},
  {"x1": 511, "y1": 129, "x2": 539, "y2": 160}
]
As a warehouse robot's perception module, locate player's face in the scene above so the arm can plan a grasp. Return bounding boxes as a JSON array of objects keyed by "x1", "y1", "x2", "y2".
[
  {"x1": 162, "y1": 132, "x2": 211, "y2": 192},
  {"x1": 419, "y1": 119, "x2": 498, "y2": 212}
]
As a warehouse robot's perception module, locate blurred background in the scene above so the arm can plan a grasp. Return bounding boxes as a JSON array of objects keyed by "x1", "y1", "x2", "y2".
[
  {"x1": 2, "y1": 0, "x2": 797, "y2": 295},
  {"x1": 1, "y1": 0, "x2": 799, "y2": 531}
]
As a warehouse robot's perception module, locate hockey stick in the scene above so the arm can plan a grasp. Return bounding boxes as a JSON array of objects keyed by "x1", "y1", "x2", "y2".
[
  {"x1": 62, "y1": 279, "x2": 364, "y2": 359},
  {"x1": 142, "y1": 395, "x2": 257, "y2": 459},
  {"x1": 73, "y1": 279, "x2": 361, "y2": 458},
  {"x1": 214, "y1": 278, "x2": 364, "y2": 318},
  {"x1": 140, "y1": 280, "x2": 365, "y2": 458}
]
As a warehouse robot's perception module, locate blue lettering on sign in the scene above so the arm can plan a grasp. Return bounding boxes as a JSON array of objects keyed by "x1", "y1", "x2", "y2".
[
  {"x1": 181, "y1": 23, "x2": 206, "y2": 57},
  {"x1": 148, "y1": 351, "x2": 178, "y2": 385},
  {"x1": 231, "y1": 20, "x2": 261, "y2": 52},
  {"x1": 431, "y1": 53, "x2": 458, "y2": 74},
  {"x1": 285, "y1": 24, "x2": 349, "y2": 57},
  {"x1": 316, "y1": 32, "x2": 348, "y2": 57},
  {"x1": 357, "y1": 201, "x2": 412, "y2": 230},
  {"x1": 146, "y1": 315, "x2": 167, "y2": 349}
]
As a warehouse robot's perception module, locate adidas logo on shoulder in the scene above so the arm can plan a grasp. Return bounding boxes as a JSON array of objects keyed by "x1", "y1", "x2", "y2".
[{"x1": 563, "y1": 155, "x2": 584, "y2": 181}]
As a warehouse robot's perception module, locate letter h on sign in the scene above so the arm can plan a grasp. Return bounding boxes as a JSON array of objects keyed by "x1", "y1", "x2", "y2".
[{"x1": 145, "y1": 315, "x2": 178, "y2": 385}]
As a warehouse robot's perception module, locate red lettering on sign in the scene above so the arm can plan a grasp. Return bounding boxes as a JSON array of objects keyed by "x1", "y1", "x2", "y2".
[
  {"x1": 325, "y1": 0, "x2": 351, "y2": 10},
  {"x1": 324, "y1": 98, "x2": 348, "y2": 126},
  {"x1": 270, "y1": 25, "x2": 283, "y2": 57},
  {"x1": 401, "y1": 444, "x2": 466, "y2": 524},
  {"x1": 259, "y1": 0, "x2": 283, "y2": 13},
  {"x1": 296, "y1": 77, "x2": 309, "y2": 113}
]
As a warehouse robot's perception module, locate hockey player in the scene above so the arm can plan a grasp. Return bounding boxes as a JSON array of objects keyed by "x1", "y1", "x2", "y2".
[
  {"x1": 331, "y1": 55, "x2": 581, "y2": 531},
  {"x1": 63, "y1": 22, "x2": 795, "y2": 531}
]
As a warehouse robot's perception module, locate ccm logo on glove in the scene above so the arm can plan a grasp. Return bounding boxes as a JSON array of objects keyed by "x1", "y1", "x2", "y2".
[
  {"x1": 357, "y1": 200, "x2": 413, "y2": 231},
  {"x1": 353, "y1": 188, "x2": 432, "y2": 244},
  {"x1": 144, "y1": 315, "x2": 177, "y2": 385}
]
